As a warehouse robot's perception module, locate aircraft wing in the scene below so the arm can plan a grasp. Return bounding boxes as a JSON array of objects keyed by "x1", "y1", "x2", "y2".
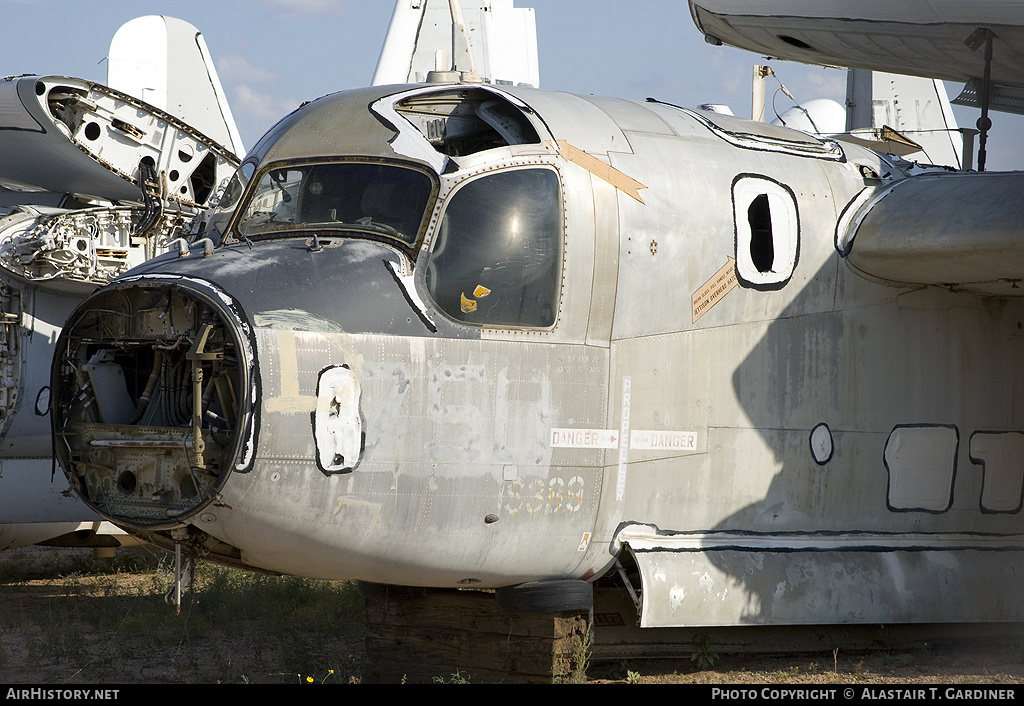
[
  {"x1": 687, "y1": 2, "x2": 1024, "y2": 290},
  {"x1": 688, "y1": 1, "x2": 1024, "y2": 91}
]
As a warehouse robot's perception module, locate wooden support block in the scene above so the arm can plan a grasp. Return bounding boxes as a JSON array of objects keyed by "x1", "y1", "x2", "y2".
[{"x1": 361, "y1": 584, "x2": 591, "y2": 684}]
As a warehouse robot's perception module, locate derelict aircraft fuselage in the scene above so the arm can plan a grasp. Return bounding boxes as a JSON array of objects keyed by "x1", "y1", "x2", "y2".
[{"x1": 51, "y1": 78, "x2": 1024, "y2": 627}]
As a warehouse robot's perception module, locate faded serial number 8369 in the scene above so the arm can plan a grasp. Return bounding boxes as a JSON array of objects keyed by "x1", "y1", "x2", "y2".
[{"x1": 498, "y1": 475, "x2": 585, "y2": 516}]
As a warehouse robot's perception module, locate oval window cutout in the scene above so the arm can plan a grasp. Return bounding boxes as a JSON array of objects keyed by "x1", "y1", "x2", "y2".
[{"x1": 732, "y1": 175, "x2": 799, "y2": 290}]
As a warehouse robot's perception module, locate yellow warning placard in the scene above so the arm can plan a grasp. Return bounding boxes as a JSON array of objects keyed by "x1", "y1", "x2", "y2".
[{"x1": 692, "y1": 258, "x2": 738, "y2": 323}]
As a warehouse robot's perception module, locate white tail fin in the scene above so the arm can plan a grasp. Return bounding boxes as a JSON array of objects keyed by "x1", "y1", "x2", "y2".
[
  {"x1": 372, "y1": 0, "x2": 539, "y2": 87},
  {"x1": 846, "y1": 69, "x2": 963, "y2": 169},
  {"x1": 107, "y1": 16, "x2": 245, "y2": 157}
]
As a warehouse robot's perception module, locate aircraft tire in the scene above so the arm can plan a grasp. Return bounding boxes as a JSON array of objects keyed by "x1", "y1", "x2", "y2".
[{"x1": 495, "y1": 579, "x2": 593, "y2": 615}]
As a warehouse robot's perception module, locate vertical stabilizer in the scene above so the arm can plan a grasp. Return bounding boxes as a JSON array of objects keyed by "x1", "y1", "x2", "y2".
[
  {"x1": 846, "y1": 69, "x2": 962, "y2": 169},
  {"x1": 107, "y1": 16, "x2": 245, "y2": 157},
  {"x1": 373, "y1": 0, "x2": 539, "y2": 87}
]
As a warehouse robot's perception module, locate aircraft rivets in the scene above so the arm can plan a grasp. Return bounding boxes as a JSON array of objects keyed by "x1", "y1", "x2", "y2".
[
  {"x1": 484, "y1": 513, "x2": 499, "y2": 524},
  {"x1": 650, "y1": 239, "x2": 658, "y2": 255}
]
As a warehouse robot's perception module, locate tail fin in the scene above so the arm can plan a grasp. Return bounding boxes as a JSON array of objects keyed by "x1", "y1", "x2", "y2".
[
  {"x1": 107, "y1": 16, "x2": 244, "y2": 157},
  {"x1": 846, "y1": 69, "x2": 963, "y2": 169},
  {"x1": 372, "y1": 0, "x2": 539, "y2": 87}
]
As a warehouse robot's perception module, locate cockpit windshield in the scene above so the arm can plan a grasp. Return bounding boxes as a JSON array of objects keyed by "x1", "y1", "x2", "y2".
[{"x1": 232, "y1": 161, "x2": 435, "y2": 247}]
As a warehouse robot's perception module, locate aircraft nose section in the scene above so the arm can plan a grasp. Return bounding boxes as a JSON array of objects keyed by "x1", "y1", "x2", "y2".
[{"x1": 51, "y1": 276, "x2": 257, "y2": 531}]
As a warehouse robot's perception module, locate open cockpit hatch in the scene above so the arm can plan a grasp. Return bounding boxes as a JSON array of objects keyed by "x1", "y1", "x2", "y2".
[{"x1": 394, "y1": 87, "x2": 542, "y2": 157}]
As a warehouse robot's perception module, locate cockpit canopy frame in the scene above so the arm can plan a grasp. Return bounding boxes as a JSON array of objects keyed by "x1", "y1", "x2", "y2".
[{"x1": 220, "y1": 156, "x2": 439, "y2": 256}]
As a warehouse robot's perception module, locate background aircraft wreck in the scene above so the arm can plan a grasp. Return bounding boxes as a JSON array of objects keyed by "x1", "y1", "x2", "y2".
[
  {"x1": 40, "y1": 0, "x2": 1024, "y2": 647},
  {"x1": 0, "y1": 16, "x2": 242, "y2": 551}
]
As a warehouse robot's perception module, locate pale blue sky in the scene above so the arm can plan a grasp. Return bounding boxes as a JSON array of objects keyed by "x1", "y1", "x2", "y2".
[{"x1": 0, "y1": 0, "x2": 1018, "y2": 169}]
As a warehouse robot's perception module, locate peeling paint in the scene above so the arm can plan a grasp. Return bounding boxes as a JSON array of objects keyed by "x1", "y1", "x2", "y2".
[
  {"x1": 312, "y1": 365, "x2": 363, "y2": 474},
  {"x1": 45, "y1": 78, "x2": 1024, "y2": 620},
  {"x1": 254, "y1": 309, "x2": 346, "y2": 334},
  {"x1": 668, "y1": 584, "x2": 686, "y2": 611}
]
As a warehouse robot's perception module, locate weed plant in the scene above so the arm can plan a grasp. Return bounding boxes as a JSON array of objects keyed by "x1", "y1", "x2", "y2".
[{"x1": 1, "y1": 547, "x2": 365, "y2": 684}]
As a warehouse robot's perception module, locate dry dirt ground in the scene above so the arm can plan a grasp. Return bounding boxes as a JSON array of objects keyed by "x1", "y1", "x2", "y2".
[{"x1": 2, "y1": 545, "x2": 1023, "y2": 685}]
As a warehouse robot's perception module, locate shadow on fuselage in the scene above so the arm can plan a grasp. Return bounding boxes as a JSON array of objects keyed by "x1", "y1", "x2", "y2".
[{"x1": 706, "y1": 251, "x2": 1024, "y2": 625}]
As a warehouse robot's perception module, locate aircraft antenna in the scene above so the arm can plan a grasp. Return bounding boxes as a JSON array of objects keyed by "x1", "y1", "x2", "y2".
[
  {"x1": 752, "y1": 65, "x2": 771, "y2": 121},
  {"x1": 449, "y1": 0, "x2": 482, "y2": 83}
]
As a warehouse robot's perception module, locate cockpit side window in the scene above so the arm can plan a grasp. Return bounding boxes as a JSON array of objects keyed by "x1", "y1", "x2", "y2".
[
  {"x1": 205, "y1": 161, "x2": 256, "y2": 241},
  {"x1": 426, "y1": 168, "x2": 561, "y2": 328}
]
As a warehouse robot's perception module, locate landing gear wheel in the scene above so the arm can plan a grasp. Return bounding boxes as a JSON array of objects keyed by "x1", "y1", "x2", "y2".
[{"x1": 495, "y1": 579, "x2": 593, "y2": 615}]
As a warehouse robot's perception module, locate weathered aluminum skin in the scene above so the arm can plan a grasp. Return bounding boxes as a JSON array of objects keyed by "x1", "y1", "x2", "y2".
[
  {"x1": 53, "y1": 82, "x2": 1024, "y2": 626},
  {"x1": 245, "y1": 85, "x2": 435, "y2": 170}
]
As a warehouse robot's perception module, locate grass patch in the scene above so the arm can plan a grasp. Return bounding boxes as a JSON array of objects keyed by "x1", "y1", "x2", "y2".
[{"x1": 1, "y1": 547, "x2": 366, "y2": 684}]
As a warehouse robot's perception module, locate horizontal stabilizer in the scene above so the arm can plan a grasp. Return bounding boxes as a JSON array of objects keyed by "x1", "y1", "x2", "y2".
[{"x1": 954, "y1": 80, "x2": 1024, "y2": 116}]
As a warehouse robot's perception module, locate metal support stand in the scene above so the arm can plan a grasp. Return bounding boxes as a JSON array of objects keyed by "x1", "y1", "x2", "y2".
[
  {"x1": 615, "y1": 559, "x2": 642, "y2": 612},
  {"x1": 166, "y1": 528, "x2": 193, "y2": 614},
  {"x1": 174, "y1": 542, "x2": 183, "y2": 614},
  {"x1": 965, "y1": 27, "x2": 996, "y2": 171}
]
